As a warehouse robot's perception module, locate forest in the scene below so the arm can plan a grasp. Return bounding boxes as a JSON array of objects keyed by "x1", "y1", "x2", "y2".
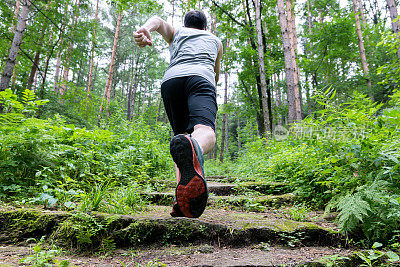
[{"x1": 1, "y1": 0, "x2": 400, "y2": 265}]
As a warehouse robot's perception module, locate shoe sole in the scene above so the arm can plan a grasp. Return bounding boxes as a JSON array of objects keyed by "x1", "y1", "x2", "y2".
[{"x1": 170, "y1": 134, "x2": 208, "y2": 218}]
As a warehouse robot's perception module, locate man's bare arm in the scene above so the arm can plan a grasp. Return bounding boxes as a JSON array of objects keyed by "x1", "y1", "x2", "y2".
[
  {"x1": 214, "y1": 41, "x2": 223, "y2": 84},
  {"x1": 134, "y1": 16, "x2": 175, "y2": 47}
]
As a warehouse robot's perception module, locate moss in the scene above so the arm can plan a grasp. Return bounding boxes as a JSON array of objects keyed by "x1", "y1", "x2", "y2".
[
  {"x1": 238, "y1": 181, "x2": 291, "y2": 194},
  {"x1": 50, "y1": 212, "x2": 122, "y2": 253},
  {"x1": 0, "y1": 209, "x2": 68, "y2": 243},
  {"x1": 0, "y1": 209, "x2": 344, "y2": 250},
  {"x1": 210, "y1": 194, "x2": 295, "y2": 211}
]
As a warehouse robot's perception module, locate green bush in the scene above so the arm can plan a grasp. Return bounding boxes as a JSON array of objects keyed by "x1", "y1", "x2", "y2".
[
  {"x1": 234, "y1": 90, "x2": 400, "y2": 244},
  {"x1": 0, "y1": 90, "x2": 174, "y2": 203}
]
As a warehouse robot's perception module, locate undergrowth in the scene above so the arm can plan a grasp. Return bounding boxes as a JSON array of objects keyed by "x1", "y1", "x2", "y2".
[
  {"x1": 227, "y1": 89, "x2": 400, "y2": 246},
  {"x1": 0, "y1": 89, "x2": 174, "y2": 214}
]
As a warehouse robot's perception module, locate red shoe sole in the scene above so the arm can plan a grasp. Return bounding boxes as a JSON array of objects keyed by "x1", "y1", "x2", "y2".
[{"x1": 170, "y1": 135, "x2": 208, "y2": 218}]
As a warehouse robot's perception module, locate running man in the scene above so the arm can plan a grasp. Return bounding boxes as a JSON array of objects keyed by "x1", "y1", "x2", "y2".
[{"x1": 134, "y1": 10, "x2": 223, "y2": 218}]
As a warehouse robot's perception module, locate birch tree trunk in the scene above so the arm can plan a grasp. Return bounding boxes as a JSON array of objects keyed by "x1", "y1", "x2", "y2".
[
  {"x1": 352, "y1": 0, "x2": 372, "y2": 96},
  {"x1": 254, "y1": 0, "x2": 270, "y2": 136},
  {"x1": 386, "y1": 0, "x2": 400, "y2": 57},
  {"x1": 101, "y1": 11, "x2": 122, "y2": 113},
  {"x1": 9, "y1": 0, "x2": 22, "y2": 89},
  {"x1": 0, "y1": 0, "x2": 31, "y2": 92}
]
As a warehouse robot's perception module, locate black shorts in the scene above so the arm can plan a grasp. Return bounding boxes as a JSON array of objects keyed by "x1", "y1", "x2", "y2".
[{"x1": 161, "y1": 75, "x2": 217, "y2": 135}]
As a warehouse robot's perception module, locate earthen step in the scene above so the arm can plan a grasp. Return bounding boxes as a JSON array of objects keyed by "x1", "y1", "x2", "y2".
[
  {"x1": 0, "y1": 244, "x2": 358, "y2": 266},
  {"x1": 144, "y1": 192, "x2": 295, "y2": 210},
  {"x1": 161, "y1": 181, "x2": 291, "y2": 196},
  {"x1": 0, "y1": 208, "x2": 345, "y2": 252},
  {"x1": 210, "y1": 194, "x2": 295, "y2": 209}
]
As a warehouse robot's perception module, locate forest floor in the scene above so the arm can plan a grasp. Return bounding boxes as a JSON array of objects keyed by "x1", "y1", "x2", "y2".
[{"x1": 0, "y1": 176, "x2": 361, "y2": 266}]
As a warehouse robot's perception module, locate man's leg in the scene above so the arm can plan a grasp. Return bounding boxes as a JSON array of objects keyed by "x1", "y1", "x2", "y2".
[
  {"x1": 191, "y1": 124, "x2": 216, "y2": 154},
  {"x1": 173, "y1": 124, "x2": 216, "y2": 182}
]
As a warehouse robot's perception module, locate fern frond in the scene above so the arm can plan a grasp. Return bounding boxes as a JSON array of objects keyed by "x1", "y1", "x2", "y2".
[
  {"x1": 21, "y1": 89, "x2": 36, "y2": 104},
  {"x1": 0, "y1": 113, "x2": 25, "y2": 125},
  {"x1": 337, "y1": 194, "x2": 371, "y2": 233}
]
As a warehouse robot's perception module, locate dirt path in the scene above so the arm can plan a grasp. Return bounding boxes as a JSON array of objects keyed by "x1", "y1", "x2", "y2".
[
  {"x1": 0, "y1": 177, "x2": 358, "y2": 266},
  {"x1": 0, "y1": 244, "x2": 354, "y2": 266}
]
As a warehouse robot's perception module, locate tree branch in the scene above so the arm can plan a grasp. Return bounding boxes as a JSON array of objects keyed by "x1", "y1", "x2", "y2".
[{"x1": 210, "y1": 0, "x2": 246, "y2": 27}]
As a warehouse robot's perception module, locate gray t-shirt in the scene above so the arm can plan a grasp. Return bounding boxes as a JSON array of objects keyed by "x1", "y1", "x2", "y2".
[{"x1": 162, "y1": 27, "x2": 220, "y2": 87}]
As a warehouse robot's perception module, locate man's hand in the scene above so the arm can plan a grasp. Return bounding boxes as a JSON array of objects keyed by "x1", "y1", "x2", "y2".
[{"x1": 134, "y1": 28, "x2": 152, "y2": 47}]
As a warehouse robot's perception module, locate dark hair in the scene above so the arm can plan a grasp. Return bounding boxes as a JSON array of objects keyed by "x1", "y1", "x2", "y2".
[{"x1": 184, "y1": 10, "x2": 207, "y2": 30}]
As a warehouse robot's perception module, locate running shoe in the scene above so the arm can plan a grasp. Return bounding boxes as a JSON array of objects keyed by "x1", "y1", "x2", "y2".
[{"x1": 170, "y1": 134, "x2": 208, "y2": 218}]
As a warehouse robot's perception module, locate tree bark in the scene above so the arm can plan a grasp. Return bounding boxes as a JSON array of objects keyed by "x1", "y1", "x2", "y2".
[
  {"x1": 54, "y1": 1, "x2": 69, "y2": 94},
  {"x1": 220, "y1": 45, "x2": 229, "y2": 162},
  {"x1": 352, "y1": 0, "x2": 372, "y2": 96},
  {"x1": 127, "y1": 52, "x2": 141, "y2": 120},
  {"x1": 27, "y1": 25, "x2": 47, "y2": 90},
  {"x1": 11, "y1": 0, "x2": 21, "y2": 33},
  {"x1": 141, "y1": 59, "x2": 150, "y2": 116},
  {"x1": 277, "y1": 0, "x2": 301, "y2": 124},
  {"x1": 273, "y1": 72, "x2": 282, "y2": 125},
  {"x1": 0, "y1": 0, "x2": 31, "y2": 92},
  {"x1": 87, "y1": 0, "x2": 99, "y2": 96},
  {"x1": 60, "y1": 0, "x2": 82, "y2": 95},
  {"x1": 386, "y1": 0, "x2": 400, "y2": 57},
  {"x1": 254, "y1": 0, "x2": 270, "y2": 136},
  {"x1": 307, "y1": 0, "x2": 313, "y2": 55},
  {"x1": 101, "y1": 11, "x2": 122, "y2": 114},
  {"x1": 285, "y1": 0, "x2": 302, "y2": 121}
]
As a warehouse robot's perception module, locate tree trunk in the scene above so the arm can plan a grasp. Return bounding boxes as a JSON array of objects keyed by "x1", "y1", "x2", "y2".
[
  {"x1": 39, "y1": 28, "x2": 58, "y2": 99},
  {"x1": 0, "y1": 0, "x2": 31, "y2": 92},
  {"x1": 285, "y1": 0, "x2": 302, "y2": 121},
  {"x1": 277, "y1": 0, "x2": 301, "y2": 124},
  {"x1": 386, "y1": 0, "x2": 400, "y2": 57},
  {"x1": 273, "y1": 72, "x2": 282, "y2": 125},
  {"x1": 60, "y1": 0, "x2": 82, "y2": 95},
  {"x1": 127, "y1": 52, "x2": 140, "y2": 120},
  {"x1": 141, "y1": 59, "x2": 150, "y2": 116},
  {"x1": 11, "y1": 0, "x2": 21, "y2": 33},
  {"x1": 352, "y1": 0, "x2": 372, "y2": 96},
  {"x1": 27, "y1": 25, "x2": 47, "y2": 90},
  {"x1": 254, "y1": 0, "x2": 270, "y2": 135},
  {"x1": 87, "y1": 0, "x2": 99, "y2": 96},
  {"x1": 307, "y1": 0, "x2": 313, "y2": 55},
  {"x1": 54, "y1": 1, "x2": 69, "y2": 94},
  {"x1": 101, "y1": 11, "x2": 122, "y2": 113},
  {"x1": 54, "y1": 42, "x2": 63, "y2": 94},
  {"x1": 358, "y1": 0, "x2": 367, "y2": 25},
  {"x1": 220, "y1": 64, "x2": 229, "y2": 162}
]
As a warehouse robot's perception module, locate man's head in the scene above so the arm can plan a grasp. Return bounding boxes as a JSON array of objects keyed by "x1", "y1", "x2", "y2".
[{"x1": 184, "y1": 10, "x2": 207, "y2": 30}]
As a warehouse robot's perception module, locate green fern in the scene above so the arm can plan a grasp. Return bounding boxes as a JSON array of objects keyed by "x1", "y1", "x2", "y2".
[
  {"x1": 337, "y1": 193, "x2": 371, "y2": 233},
  {"x1": 20, "y1": 89, "x2": 36, "y2": 104},
  {"x1": 0, "y1": 113, "x2": 25, "y2": 125}
]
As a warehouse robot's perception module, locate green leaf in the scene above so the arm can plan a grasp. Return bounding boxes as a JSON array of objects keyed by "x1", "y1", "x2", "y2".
[
  {"x1": 371, "y1": 242, "x2": 382, "y2": 249},
  {"x1": 387, "y1": 251, "x2": 400, "y2": 262}
]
